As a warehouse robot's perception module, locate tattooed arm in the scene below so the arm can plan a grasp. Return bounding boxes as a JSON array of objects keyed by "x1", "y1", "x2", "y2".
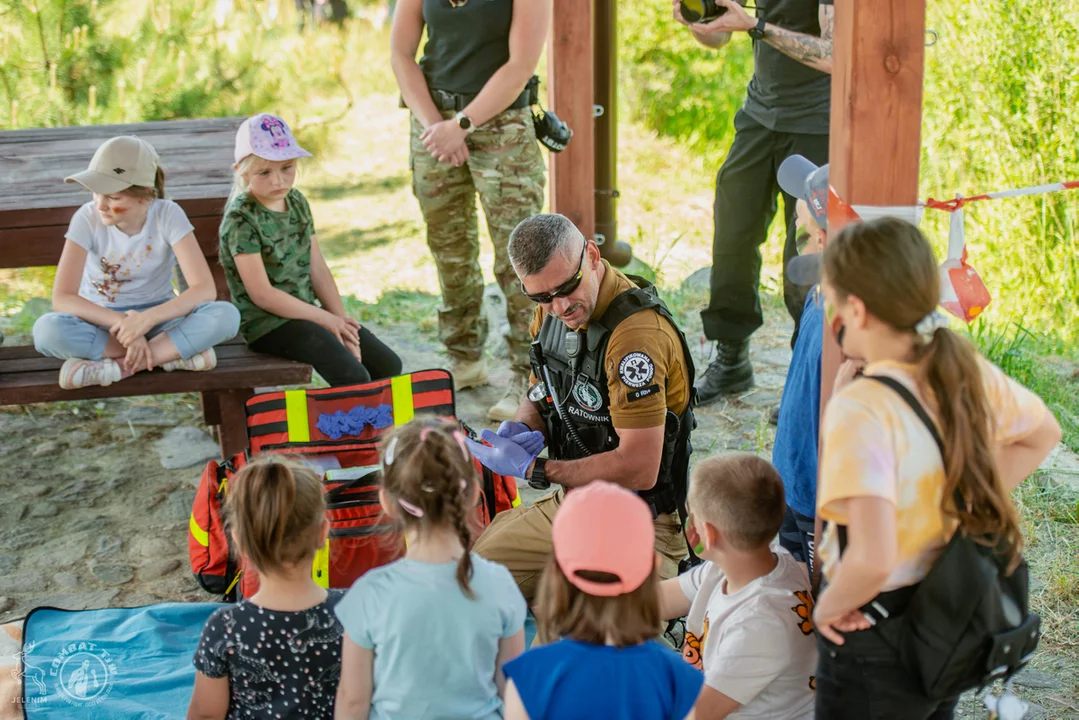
[
  {"x1": 761, "y1": 4, "x2": 834, "y2": 74},
  {"x1": 686, "y1": 0, "x2": 834, "y2": 73}
]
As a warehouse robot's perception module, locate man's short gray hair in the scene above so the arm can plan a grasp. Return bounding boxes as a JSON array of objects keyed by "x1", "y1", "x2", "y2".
[{"x1": 507, "y1": 214, "x2": 584, "y2": 277}]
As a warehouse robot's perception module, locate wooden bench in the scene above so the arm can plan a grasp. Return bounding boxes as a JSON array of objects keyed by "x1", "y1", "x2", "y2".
[{"x1": 0, "y1": 118, "x2": 312, "y2": 456}]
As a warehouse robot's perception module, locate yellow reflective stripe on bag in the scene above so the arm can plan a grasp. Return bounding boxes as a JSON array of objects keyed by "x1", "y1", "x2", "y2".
[
  {"x1": 391, "y1": 375, "x2": 414, "y2": 426},
  {"x1": 511, "y1": 496, "x2": 522, "y2": 508},
  {"x1": 285, "y1": 389, "x2": 310, "y2": 443},
  {"x1": 311, "y1": 539, "x2": 330, "y2": 588},
  {"x1": 189, "y1": 514, "x2": 209, "y2": 547}
]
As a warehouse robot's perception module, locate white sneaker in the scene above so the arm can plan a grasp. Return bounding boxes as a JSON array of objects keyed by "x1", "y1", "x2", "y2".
[
  {"x1": 487, "y1": 373, "x2": 530, "y2": 422},
  {"x1": 452, "y1": 357, "x2": 490, "y2": 391},
  {"x1": 161, "y1": 348, "x2": 217, "y2": 373},
  {"x1": 59, "y1": 358, "x2": 123, "y2": 389}
]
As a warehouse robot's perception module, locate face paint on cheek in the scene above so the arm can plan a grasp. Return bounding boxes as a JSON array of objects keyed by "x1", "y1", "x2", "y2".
[{"x1": 824, "y1": 299, "x2": 846, "y2": 349}]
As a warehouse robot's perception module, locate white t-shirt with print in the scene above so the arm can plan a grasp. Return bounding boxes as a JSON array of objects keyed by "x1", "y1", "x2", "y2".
[
  {"x1": 66, "y1": 199, "x2": 195, "y2": 308},
  {"x1": 678, "y1": 548, "x2": 817, "y2": 720}
]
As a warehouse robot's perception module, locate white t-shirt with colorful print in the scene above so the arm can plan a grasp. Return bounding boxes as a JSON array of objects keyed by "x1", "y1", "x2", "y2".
[
  {"x1": 817, "y1": 357, "x2": 1050, "y2": 591},
  {"x1": 66, "y1": 198, "x2": 195, "y2": 308},
  {"x1": 677, "y1": 549, "x2": 817, "y2": 719}
]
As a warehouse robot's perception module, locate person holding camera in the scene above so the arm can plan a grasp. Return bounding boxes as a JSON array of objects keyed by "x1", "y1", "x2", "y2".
[
  {"x1": 675, "y1": 0, "x2": 834, "y2": 405},
  {"x1": 391, "y1": 0, "x2": 552, "y2": 422}
]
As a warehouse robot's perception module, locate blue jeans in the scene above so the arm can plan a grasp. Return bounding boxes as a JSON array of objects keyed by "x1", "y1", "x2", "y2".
[{"x1": 33, "y1": 301, "x2": 240, "y2": 361}]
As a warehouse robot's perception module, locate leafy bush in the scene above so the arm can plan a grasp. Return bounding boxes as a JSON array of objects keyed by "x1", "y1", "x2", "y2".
[
  {"x1": 620, "y1": 1, "x2": 1079, "y2": 341},
  {"x1": 0, "y1": 0, "x2": 393, "y2": 142}
]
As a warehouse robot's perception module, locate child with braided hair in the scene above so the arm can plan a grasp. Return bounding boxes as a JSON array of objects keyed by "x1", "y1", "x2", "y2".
[{"x1": 334, "y1": 419, "x2": 527, "y2": 720}]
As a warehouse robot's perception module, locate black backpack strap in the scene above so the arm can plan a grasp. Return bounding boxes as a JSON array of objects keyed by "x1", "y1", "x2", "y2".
[{"x1": 836, "y1": 375, "x2": 963, "y2": 556}]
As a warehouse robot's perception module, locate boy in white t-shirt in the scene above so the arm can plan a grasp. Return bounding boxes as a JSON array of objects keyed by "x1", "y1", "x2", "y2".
[
  {"x1": 660, "y1": 453, "x2": 817, "y2": 720},
  {"x1": 33, "y1": 136, "x2": 239, "y2": 389}
]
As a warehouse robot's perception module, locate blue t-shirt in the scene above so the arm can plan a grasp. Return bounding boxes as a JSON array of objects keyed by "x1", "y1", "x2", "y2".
[
  {"x1": 503, "y1": 639, "x2": 703, "y2": 720},
  {"x1": 334, "y1": 554, "x2": 526, "y2": 720},
  {"x1": 772, "y1": 288, "x2": 823, "y2": 518}
]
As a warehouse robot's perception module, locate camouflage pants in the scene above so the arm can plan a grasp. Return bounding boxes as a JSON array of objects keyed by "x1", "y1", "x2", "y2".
[{"x1": 410, "y1": 107, "x2": 546, "y2": 376}]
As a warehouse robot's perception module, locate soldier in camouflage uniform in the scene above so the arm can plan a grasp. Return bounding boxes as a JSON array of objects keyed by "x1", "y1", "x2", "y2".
[
  {"x1": 392, "y1": 0, "x2": 551, "y2": 422},
  {"x1": 220, "y1": 113, "x2": 402, "y2": 387}
]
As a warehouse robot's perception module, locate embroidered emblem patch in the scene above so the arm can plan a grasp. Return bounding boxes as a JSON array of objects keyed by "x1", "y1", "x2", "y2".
[
  {"x1": 571, "y1": 380, "x2": 603, "y2": 412},
  {"x1": 618, "y1": 352, "x2": 655, "y2": 388}
]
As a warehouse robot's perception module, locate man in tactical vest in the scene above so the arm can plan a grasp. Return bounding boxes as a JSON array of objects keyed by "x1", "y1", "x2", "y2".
[{"x1": 468, "y1": 213, "x2": 694, "y2": 604}]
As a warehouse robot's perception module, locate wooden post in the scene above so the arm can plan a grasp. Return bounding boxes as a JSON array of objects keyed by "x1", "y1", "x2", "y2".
[
  {"x1": 547, "y1": 0, "x2": 595, "y2": 238},
  {"x1": 821, "y1": 0, "x2": 927, "y2": 410}
]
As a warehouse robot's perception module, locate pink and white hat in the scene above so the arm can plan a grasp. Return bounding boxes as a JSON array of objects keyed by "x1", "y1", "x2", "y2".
[
  {"x1": 552, "y1": 481, "x2": 655, "y2": 597},
  {"x1": 233, "y1": 113, "x2": 312, "y2": 165}
]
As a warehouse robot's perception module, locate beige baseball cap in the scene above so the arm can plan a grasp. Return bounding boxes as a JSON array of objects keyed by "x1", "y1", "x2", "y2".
[{"x1": 65, "y1": 136, "x2": 160, "y2": 194}]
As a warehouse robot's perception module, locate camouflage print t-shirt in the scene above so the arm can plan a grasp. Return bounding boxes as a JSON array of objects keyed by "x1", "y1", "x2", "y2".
[{"x1": 219, "y1": 189, "x2": 319, "y2": 343}]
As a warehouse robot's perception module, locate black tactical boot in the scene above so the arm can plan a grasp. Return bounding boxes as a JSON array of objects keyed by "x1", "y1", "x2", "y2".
[{"x1": 695, "y1": 339, "x2": 753, "y2": 405}]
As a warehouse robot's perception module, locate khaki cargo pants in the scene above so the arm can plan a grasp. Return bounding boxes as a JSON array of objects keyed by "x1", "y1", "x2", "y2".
[
  {"x1": 410, "y1": 108, "x2": 546, "y2": 377},
  {"x1": 473, "y1": 489, "x2": 689, "y2": 605}
]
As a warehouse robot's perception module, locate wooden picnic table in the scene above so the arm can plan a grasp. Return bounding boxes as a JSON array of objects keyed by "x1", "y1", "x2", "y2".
[
  {"x1": 0, "y1": 117, "x2": 246, "y2": 295},
  {"x1": 0, "y1": 117, "x2": 312, "y2": 456}
]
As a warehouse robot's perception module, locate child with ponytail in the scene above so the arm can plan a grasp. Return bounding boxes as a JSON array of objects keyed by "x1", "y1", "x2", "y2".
[
  {"x1": 812, "y1": 217, "x2": 1061, "y2": 719},
  {"x1": 334, "y1": 419, "x2": 526, "y2": 720},
  {"x1": 188, "y1": 457, "x2": 345, "y2": 719},
  {"x1": 219, "y1": 113, "x2": 401, "y2": 387},
  {"x1": 34, "y1": 135, "x2": 239, "y2": 389}
]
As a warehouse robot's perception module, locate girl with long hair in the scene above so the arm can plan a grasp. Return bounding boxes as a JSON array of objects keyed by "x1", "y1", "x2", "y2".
[
  {"x1": 812, "y1": 217, "x2": 1061, "y2": 719},
  {"x1": 334, "y1": 420, "x2": 526, "y2": 719},
  {"x1": 502, "y1": 481, "x2": 702, "y2": 720}
]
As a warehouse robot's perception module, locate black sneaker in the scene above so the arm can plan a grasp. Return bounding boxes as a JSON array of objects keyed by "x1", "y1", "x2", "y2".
[{"x1": 695, "y1": 339, "x2": 753, "y2": 406}]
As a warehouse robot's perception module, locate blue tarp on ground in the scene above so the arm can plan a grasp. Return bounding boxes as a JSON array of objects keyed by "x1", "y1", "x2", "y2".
[{"x1": 21, "y1": 602, "x2": 222, "y2": 720}]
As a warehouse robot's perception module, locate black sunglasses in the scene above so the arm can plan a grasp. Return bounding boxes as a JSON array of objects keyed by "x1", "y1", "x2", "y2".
[{"x1": 521, "y1": 243, "x2": 586, "y2": 304}]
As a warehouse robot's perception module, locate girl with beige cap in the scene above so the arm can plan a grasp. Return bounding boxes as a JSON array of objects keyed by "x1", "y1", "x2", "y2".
[{"x1": 33, "y1": 136, "x2": 240, "y2": 389}]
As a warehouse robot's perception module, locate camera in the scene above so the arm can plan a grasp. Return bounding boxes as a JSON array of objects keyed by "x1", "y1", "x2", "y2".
[
  {"x1": 526, "y1": 75, "x2": 572, "y2": 153},
  {"x1": 680, "y1": 0, "x2": 727, "y2": 23}
]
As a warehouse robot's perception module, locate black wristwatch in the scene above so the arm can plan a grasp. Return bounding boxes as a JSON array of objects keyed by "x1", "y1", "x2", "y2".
[
  {"x1": 454, "y1": 111, "x2": 475, "y2": 134},
  {"x1": 748, "y1": 17, "x2": 767, "y2": 41},
  {"x1": 528, "y1": 457, "x2": 550, "y2": 490}
]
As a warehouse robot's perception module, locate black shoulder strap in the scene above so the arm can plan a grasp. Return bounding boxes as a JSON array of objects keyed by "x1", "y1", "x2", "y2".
[
  {"x1": 865, "y1": 375, "x2": 945, "y2": 455},
  {"x1": 836, "y1": 374, "x2": 962, "y2": 556},
  {"x1": 864, "y1": 374, "x2": 964, "y2": 512}
]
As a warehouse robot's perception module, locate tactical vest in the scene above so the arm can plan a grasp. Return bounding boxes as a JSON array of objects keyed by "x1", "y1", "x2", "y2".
[{"x1": 528, "y1": 276, "x2": 696, "y2": 518}]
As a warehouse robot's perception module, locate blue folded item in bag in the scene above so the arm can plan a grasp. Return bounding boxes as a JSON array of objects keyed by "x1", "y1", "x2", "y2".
[{"x1": 21, "y1": 602, "x2": 223, "y2": 720}]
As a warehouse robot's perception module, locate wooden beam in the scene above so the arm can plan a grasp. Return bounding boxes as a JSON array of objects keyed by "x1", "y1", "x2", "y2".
[
  {"x1": 822, "y1": 0, "x2": 927, "y2": 410},
  {"x1": 547, "y1": 0, "x2": 594, "y2": 238}
]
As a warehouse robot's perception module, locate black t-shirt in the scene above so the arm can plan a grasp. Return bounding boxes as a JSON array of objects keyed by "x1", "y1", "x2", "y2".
[
  {"x1": 193, "y1": 590, "x2": 345, "y2": 719},
  {"x1": 420, "y1": 0, "x2": 513, "y2": 94},
  {"x1": 742, "y1": 0, "x2": 833, "y2": 134}
]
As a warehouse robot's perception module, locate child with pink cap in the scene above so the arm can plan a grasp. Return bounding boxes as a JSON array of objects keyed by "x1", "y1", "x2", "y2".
[
  {"x1": 219, "y1": 113, "x2": 402, "y2": 387},
  {"x1": 502, "y1": 480, "x2": 703, "y2": 720}
]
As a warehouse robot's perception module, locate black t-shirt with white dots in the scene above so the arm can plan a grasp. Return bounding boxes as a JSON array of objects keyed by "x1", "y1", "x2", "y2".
[{"x1": 193, "y1": 590, "x2": 345, "y2": 719}]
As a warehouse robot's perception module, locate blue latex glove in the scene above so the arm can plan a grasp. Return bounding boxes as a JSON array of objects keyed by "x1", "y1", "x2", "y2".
[
  {"x1": 496, "y1": 421, "x2": 546, "y2": 456},
  {"x1": 465, "y1": 428, "x2": 540, "y2": 479}
]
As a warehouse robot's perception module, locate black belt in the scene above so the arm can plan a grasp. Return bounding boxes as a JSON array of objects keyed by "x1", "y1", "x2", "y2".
[{"x1": 429, "y1": 87, "x2": 531, "y2": 113}]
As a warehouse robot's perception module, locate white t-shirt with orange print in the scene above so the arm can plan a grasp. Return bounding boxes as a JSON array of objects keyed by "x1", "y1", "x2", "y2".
[{"x1": 816, "y1": 356, "x2": 1050, "y2": 591}]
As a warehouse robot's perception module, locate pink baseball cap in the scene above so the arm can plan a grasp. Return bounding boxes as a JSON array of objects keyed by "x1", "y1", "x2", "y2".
[
  {"x1": 552, "y1": 481, "x2": 655, "y2": 597},
  {"x1": 233, "y1": 113, "x2": 312, "y2": 165}
]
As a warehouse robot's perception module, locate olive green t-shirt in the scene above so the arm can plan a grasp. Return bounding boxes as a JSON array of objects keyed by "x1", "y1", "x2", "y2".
[{"x1": 218, "y1": 189, "x2": 318, "y2": 343}]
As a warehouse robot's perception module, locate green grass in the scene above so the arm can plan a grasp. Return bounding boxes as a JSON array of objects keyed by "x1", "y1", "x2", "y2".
[
  {"x1": 619, "y1": 0, "x2": 1079, "y2": 344},
  {"x1": 970, "y1": 321, "x2": 1079, "y2": 454}
]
